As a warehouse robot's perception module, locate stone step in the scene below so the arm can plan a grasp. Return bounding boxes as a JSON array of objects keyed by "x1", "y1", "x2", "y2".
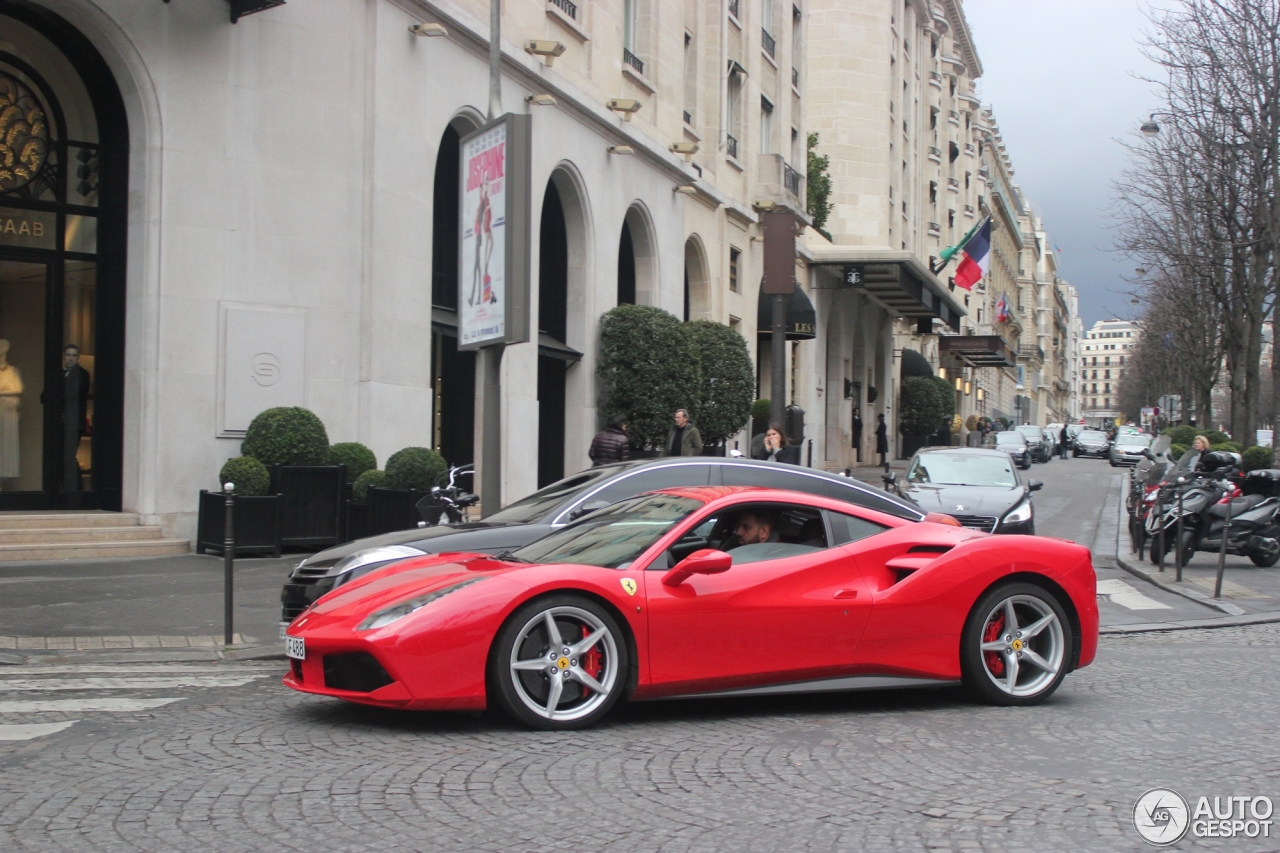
[
  {"x1": 0, "y1": 513, "x2": 143, "y2": 530},
  {"x1": 0, "y1": 538, "x2": 191, "y2": 561},
  {"x1": 0, "y1": 526, "x2": 166, "y2": 545}
]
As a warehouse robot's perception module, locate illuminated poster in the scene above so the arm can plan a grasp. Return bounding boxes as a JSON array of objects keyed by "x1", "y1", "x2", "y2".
[{"x1": 459, "y1": 122, "x2": 507, "y2": 347}]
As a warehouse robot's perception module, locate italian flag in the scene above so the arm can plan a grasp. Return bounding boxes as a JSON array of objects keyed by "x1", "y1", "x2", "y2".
[{"x1": 938, "y1": 216, "x2": 991, "y2": 290}]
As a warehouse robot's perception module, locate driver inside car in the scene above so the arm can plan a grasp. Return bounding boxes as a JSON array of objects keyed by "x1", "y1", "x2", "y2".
[{"x1": 732, "y1": 511, "x2": 780, "y2": 547}]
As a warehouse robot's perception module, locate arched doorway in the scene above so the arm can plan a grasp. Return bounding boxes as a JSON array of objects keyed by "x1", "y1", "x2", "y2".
[
  {"x1": 683, "y1": 236, "x2": 709, "y2": 321},
  {"x1": 430, "y1": 116, "x2": 480, "y2": 470},
  {"x1": 617, "y1": 204, "x2": 656, "y2": 307},
  {"x1": 537, "y1": 181, "x2": 569, "y2": 487},
  {"x1": 0, "y1": 5, "x2": 129, "y2": 510}
]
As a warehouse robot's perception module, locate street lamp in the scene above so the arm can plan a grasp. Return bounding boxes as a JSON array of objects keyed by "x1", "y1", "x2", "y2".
[{"x1": 1141, "y1": 115, "x2": 1161, "y2": 137}]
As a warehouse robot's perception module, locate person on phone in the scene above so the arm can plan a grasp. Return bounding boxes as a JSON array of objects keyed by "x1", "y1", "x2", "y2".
[{"x1": 753, "y1": 423, "x2": 800, "y2": 464}]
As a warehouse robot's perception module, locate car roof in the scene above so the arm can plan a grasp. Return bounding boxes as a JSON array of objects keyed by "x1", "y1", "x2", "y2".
[
  {"x1": 916, "y1": 446, "x2": 1010, "y2": 458},
  {"x1": 651, "y1": 485, "x2": 916, "y2": 528}
]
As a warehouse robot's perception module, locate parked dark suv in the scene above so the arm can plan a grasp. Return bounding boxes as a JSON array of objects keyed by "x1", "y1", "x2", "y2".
[{"x1": 279, "y1": 457, "x2": 924, "y2": 634}]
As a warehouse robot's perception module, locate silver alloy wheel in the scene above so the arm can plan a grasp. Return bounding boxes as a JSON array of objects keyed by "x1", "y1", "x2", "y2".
[
  {"x1": 508, "y1": 605, "x2": 619, "y2": 722},
  {"x1": 977, "y1": 594, "x2": 1065, "y2": 698}
]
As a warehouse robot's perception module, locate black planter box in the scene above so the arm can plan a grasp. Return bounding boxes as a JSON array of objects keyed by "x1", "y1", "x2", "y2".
[
  {"x1": 344, "y1": 499, "x2": 370, "y2": 542},
  {"x1": 901, "y1": 434, "x2": 928, "y2": 459},
  {"x1": 268, "y1": 465, "x2": 347, "y2": 550},
  {"x1": 366, "y1": 487, "x2": 431, "y2": 537},
  {"x1": 196, "y1": 491, "x2": 282, "y2": 557}
]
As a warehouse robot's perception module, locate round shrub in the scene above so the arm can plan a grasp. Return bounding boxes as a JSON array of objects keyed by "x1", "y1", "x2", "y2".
[
  {"x1": 751, "y1": 398, "x2": 772, "y2": 420},
  {"x1": 352, "y1": 469, "x2": 386, "y2": 504},
  {"x1": 1168, "y1": 443, "x2": 1188, "y2": 461},
  {"x1": 1162, "y1": 425, "x2": 1197, "y2": 447},
  {"x1": 1209, "y1": 442, "x2": 1242, "y2": 454},
  {"x1": 1242, "y1": 445, "x2": 1273, "y2": 472},
  {"x1": 240, "y1": 407, "x2": 329, "y2": 466},
  {"x1": 686, "y1": 320, "x2": 754, "y2": 446},
  {"x1": 1203, "y1": 429, "x2": 1231, "y2": 446},
  {"x1": 384, "y1": 447, "x2": 447, "y2": 491},
  {"x1": 328, "y1": 442, "x2": 377, "y2": 479},
  {"x1": 218, "y1": 456, "x2": 270, "y2": 497}
]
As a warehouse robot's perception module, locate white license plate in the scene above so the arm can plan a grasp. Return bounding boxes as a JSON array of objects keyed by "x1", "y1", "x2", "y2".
[{"x1": 285, "y1": 635, "x2": 306, "y2": 660}]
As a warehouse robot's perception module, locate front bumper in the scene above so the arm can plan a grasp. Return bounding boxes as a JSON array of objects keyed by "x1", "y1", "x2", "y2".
[{"x1": 1076, "y1": 446, "x2": 1108, "y2": 457}]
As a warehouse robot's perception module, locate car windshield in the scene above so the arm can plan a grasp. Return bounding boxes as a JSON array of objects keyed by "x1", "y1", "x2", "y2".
[
  {"x1": 1015, "y1": 426, "x2": 1041, "y2": 440},
  {"x1": 483, "y1": 466, "x2": 632, "y2": 524},
  {"x1": 1117, "y1": 435, "x2": 1152, "y2": 448},
  {"x1": 908, "y1": 453, "x2": 1018, "y2": 487},
  {"x1": 509, "y1": 493, "x2": 703, "y2": 568},
  {"x1": 1079, "y1": 430, "x2": 1107, "y2": 443},
  {"x1": 994, "y1": 432, "x2": 1026, "y2": 446}
]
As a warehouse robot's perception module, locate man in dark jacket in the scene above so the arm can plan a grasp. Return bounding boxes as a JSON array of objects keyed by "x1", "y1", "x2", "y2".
[
  {"x1": 588, "y1": 414, "x2": 631, "y2": 466},
  {"x1": 851, "y1": 407, "x2": 863, "y2": 462},
  {"x1": 875, "y1": 413, "x2": 889, "y2": 466},
  {"x1": 662, "y1": 408, "x2": 704, "y2": 457},
  {"x1": 41, "y1": 344, "x2": 91, "y2": 491}
]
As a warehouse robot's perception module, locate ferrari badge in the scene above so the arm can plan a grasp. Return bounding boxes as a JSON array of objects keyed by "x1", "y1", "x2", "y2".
[{"x1": 620, "y1": 578, "x2": 638, "y2": 596}]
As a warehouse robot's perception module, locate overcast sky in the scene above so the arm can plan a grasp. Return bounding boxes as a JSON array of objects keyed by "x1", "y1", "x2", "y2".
[{"x1": 964, "y1": 0, "x2": 1166, "y2": 329}]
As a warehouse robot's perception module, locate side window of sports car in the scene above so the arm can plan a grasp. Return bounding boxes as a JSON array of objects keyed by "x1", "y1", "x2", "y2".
[
  {"x1": 825, "y1": 510, "x2": 889, "y2": 546},
  {"x1": 697, "y1": 503, "x2": 832, "y2": 566}
]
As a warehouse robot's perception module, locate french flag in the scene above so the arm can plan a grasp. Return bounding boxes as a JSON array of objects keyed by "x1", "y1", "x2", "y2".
[{"x1": 953, "y1": 216, "x2": 991, "y2": 290}]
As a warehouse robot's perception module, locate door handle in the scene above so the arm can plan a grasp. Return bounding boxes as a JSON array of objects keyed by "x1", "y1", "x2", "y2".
[{"x1": 834, "y1": 589, "x2": 858, "y2": 599}]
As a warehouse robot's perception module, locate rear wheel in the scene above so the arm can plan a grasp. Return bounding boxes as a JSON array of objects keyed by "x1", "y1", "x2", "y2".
[
  {"x1": 961, "y1": 582, "x2": 1072, "y2": 706},
  {"x1": 1251, "y1": 551, "x2": 1280, "y2": 568},
  {"x1": 489, "y1": 595, "x2": 628, "y2": 730}
]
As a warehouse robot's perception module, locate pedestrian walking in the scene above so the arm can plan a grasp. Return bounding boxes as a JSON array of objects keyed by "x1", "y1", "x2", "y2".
[
  {"x1": 875, "y1": 413, "x2": 889, "y2": 467},
  {"x1": 851, "y1": 406, "x2": 864, "y2": 462},
  {"x1": 588, "y1": 414, "x2": 631, "y2": 466},
  {"x1": 934, "y1": 416, "x2": 951, "y2": 448},
  {"x1": 661, "y1": 408, "x2": 704, "y2": 457},
  {"x1": 1059, "y1": 424, "x2": 1070, "y2": 459},
  {"x1": 753, "y1": 423, "x2": 801, "y2": 464}
]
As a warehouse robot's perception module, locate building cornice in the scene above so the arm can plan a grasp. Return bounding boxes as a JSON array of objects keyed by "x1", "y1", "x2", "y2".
[{"x1": 941, "y1": 0, "x2": 983, "y2": 78}]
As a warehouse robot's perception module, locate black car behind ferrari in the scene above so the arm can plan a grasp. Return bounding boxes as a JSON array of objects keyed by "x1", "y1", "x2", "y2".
[
  {"x1": 1074, "y1": 429, "x2": 1111, "y2": 458},
  {"x1": 890, "y1": 447, "x2": 1042, "y2": 534},
  {"x1": 279, "y1": 457, "x2": 925, "y2": 633}
]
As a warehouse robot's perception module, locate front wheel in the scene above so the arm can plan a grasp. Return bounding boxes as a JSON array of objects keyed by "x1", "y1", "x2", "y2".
[
  {"x1": 961, "y1": 582, "x2": 1072, "y2": 706},
  {"x1": 1251, "y1": 551, "x2": 1280, "y2": 568},
  {"x1": 489, "y1": 595, "x2": 629, "y2": 730}
]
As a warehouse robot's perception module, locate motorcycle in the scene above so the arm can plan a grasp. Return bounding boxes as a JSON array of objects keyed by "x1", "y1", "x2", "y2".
[
  {"x1": 415, "y1": 464, "x2": 479, "y2": 526},
  {"x1": 1145, "y1": 452, "x2": 1280, "y2": 568}
]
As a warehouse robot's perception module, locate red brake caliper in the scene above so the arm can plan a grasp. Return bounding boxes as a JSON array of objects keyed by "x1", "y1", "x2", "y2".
[
  {"x1": 582, "y1": 624, "x2": 603, "y2": 679},
  {"x1": 983, "y1": 613, "x2": 1006, "y2": 677}
]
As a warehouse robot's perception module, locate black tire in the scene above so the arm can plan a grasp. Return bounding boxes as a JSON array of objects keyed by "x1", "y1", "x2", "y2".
[
  {"x1": 489, "y1": 594, "x2": 629, "y2": 730},
  {"x1": 961, "y1": 581, "x2": 1072, "y2": 706},
  {"x1": 1251, "y1": 551, "x2": 1280, "y2": 568}
]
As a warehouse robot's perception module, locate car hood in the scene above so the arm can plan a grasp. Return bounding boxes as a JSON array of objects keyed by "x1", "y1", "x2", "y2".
[
  {"x1": 1114, "y1": 445, "x2": 1146, "y2": 454},
  {"x1": 904, "y1": 484, "x2": 1026, "y2": 517},
  {"x1": 300, "y1": 522, "x2": 532, "y2": 566}
]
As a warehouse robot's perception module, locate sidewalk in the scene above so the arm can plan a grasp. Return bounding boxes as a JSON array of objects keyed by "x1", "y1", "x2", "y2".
[{"x1": 1111, "y1": 470, "x2": 1280, "y2": 632}]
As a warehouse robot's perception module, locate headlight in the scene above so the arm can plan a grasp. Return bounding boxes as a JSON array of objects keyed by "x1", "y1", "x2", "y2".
[
  {"x1": 324, "y1": 545, "x2": 426, "y2": 580},
  {"x1": 1003, "y1": 500, "x2": 1033, "y2": 525},
  {"x1": 356, "y1": 577, "x2": 488, "y2": 631}
]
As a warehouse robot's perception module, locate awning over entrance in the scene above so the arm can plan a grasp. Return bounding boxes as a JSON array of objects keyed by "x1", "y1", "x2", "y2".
[
  {"x1": 807, "y1": 248, "x2": 966, "y2": 333},
  {"x1": 939, "y1": 334, "x2": 1017, "y2": 367},
  {"x1": 756, "y1": 286, "x2": 817, "y2": 340}
]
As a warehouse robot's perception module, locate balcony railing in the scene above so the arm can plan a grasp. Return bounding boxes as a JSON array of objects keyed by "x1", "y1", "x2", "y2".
[
  {"x1": 977, "y1": 167, "x2": 989, "y2": 181},
  {"x1": 623, "y1": 48, "x2": 645, "y2": 75},
  {"x1": 927, "y1": 221, "x2": 941, "y2": 235},
  {"x1": 726, "y1": 133, "x2": 738, "y2": 159},
  {"x1": 929, "y1": 70, "x2": 942, "y2": 87},
  {"x1": 762, "y1": 28, "x2": 776, "y2": 58},
  {"x1": 947, "y1": 177, "x2": 960, "y2": 190},
  {"x1": 792, "y1": 66, "x2": 800, "y2": 89},
  {"x1": 729, "y1": 0, "x2": 740, "y2": 20},
  {"x1": 928, "y1": 146, "x2": 942, "y2": 162},
  {"x1": 783, "y1": 161, "x2": 802, "y2": 197},
  {"x1": 683, "y1": 110, "x2": 693, "y2": 126},
  {"x1": 964, "y1": 204, "x2": 975, "y2": 217},
  {"x1": 964, "y1": 142, "x2": 976, "y2": 156},
  {"x1": 548, "y1": 0, "x2": 577, "y2": 20},
  {"x1": 1019, "y1": 345, "x2": 1045, "y2": 363},
  {"x1": 948, "y1": 109, "x2": 960, "y2": 125}
]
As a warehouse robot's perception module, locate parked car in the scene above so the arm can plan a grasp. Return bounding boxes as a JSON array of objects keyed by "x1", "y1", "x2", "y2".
[
  {"x1": 1073, "y1": 429, "x2": 1110, "y2": 459},
  {"x1": 1109, "y1": 433, "x2": 1153, "y2": 467},
  {"x1": 891, "y1": 447, "x2": 1042, "y2": 534},
  {"x1": 283, "y1": 485, "x2": 1098, "y2": 729},
  {"x1": 1015, "y1": 425, "x2": 1053, "y2": 463},
  {"x1": 280, "y1": 458, "x2": 925, "y2": 633},
  {"x1": 986, "y1": 431, "x2": 1032, "y2": 469}
]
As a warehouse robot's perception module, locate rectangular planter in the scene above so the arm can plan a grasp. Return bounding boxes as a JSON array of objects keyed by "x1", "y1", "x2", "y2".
[
  {"x1": 344, "y1": 499, "x2": 370, "y2": 542},
  {"x1": 268, "y1": 465, "x2": 347, "y2": 550},
  {"x1": 366, "y1": 487, "x2": 431, "y2": 537},
  {"x1": 196, "y1": 491, "x2": 282, "y2": 557}
]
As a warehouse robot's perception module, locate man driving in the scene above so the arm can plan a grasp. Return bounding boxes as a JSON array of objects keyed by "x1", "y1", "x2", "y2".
[{"x1": 733, "y1": 510, "x2": 780, "y2": 547}]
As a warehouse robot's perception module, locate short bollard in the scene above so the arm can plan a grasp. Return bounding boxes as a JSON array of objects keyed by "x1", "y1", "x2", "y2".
[
  {"x1": 1214, "y1": 494, "x2": 1232, "y2": 599},
  {"x1": 223, "y1": 481, "x2": 235, "y2": 646}
]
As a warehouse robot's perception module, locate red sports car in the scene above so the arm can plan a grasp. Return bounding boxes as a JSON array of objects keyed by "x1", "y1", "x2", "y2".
[{"x1": 282, "y1": 487, "x2": 1098, "y2": 730}]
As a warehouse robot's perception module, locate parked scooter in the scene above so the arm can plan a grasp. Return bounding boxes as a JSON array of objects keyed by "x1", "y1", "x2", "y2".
[
  {"x1": 1145, "y1": 451, "x2": 1280, "y2": 567},
  {"x1": 415, "y1": 464, "x2": 479, "y2": 526}
]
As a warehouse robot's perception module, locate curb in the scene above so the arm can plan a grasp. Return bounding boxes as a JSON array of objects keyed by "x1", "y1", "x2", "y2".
[
  {"x1": 1101, "y1": 610, "x2": 1280, "y2": 634},
  {"x1": 0, "y1": 643, "x2": 286, "y2": 666},
  {"x1": 1113, "y1": 554, "x2": 1247, "y2": 616}
]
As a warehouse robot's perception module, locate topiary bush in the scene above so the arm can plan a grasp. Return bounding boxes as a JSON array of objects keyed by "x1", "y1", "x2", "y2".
[
  {"x1": 240, "y1": 407, "x2": 329, "y2": 466},
  {"x1": 218, "y1": 456, "x2": 270, "y2": 496},
  {"x1": 751, "y1": 398, "x2": 772, "y2": 421},
  {"x1": 1242, "y1": 445, "x2": 1273, "y2": 473},
  {"x1": 1203, "y1": 429, "x2": 1231, "y2": 446},
  {"x1": 352, "y1": 469, "x2": 386, "y2": 504},
  {"x1": 384, "y1": 447, "x2": 447, "y2": 491},
  {"x1": 328, "y1": 442, "x2": 377, "y2": 479},
  {"x1": 1162, "y1": 425, "x2": 1198, "y2": 447},
  {"x1": 597, "y1": 304, "x2": 702, "y2": 450},
  {"x1": 1209, "y1": 442, "x2": 1242, "y2": 454},
  {"x1": 1169, "y1": 443, "x2": 1188, "y2": 461},
  {"x1": 898, "y1": 376, "x2": 946, "y2": 436},
  {"x1": 931, "y1": 375, "x2": 955, "y2": 417},
  {"x1": 686, "y1": 320, "x2": 754, "y2": 446}
]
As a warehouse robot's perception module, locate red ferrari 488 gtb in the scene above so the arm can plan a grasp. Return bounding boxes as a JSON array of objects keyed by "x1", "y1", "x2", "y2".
[{"x1": 283, "y1": 487, "x2": 1098, "y2": 729}]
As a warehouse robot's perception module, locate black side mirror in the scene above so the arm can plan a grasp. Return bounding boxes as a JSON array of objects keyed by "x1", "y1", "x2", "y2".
[
  {"x1": 568, "y1": 500, "x2": 610, "y2": 521},
  {"x1": 1028, "y1": 480, "x2": 1043, "y2": 492}
]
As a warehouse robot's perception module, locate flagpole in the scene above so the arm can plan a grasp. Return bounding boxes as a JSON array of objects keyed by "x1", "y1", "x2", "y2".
[{"x1": 931, "y1": 214, "x2": 990, "y2": 276}]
